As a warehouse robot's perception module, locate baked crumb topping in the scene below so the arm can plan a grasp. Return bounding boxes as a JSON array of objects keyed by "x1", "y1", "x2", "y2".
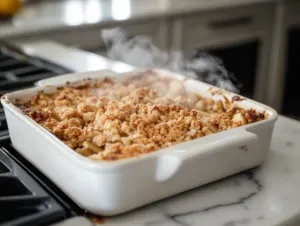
[{"x1": 18, "y1": 71, "x2": 266, "y2": 161}]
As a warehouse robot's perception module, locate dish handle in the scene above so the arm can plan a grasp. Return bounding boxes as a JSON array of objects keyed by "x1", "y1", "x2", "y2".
[{"x1": 155, "y1": 129, "x2": 258, "y2": 182}]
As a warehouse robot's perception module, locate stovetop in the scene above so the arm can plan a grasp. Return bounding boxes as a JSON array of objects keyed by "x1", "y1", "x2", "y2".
[
  {"x1": 0, "y1": 138, "x2": 84, "y2": 226},
  {"x1": 0, "y1": 42, "x2": 72, "y2": 137},
  {"x1": 0, "y1": 42, "x2": 82, "y2": 226}
]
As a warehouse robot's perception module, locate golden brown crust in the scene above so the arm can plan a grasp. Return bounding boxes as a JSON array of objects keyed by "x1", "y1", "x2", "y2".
[{"x1": 18, "y1": 73, "x2": 267, "y2": 161}]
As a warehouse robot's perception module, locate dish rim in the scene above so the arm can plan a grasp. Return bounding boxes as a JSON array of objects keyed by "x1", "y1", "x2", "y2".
[{"x1": 1, "y1": 68, "x2": 278, "y2": 171}]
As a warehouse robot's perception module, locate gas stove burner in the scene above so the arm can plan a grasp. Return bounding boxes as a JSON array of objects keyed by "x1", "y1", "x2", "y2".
[{"x1": 0, "y1": 138, "x2": 83, "y2": 226}]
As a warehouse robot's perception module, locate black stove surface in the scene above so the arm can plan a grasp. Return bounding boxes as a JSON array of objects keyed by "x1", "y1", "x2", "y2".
[
  {"x1": 0, "y1": 138, "x2": 84, "y2": 226},
  {"x1": 0, "y1": 43, "x2": 81, "y2": 226}
]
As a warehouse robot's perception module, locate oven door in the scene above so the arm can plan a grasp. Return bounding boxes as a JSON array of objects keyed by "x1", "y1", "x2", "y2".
[
  {"x1": 192, "y1": 40, "x2": 259, "y2": 98},
  {"x1": 283, "y1": 26, "x2": 300, "y2": 119}
]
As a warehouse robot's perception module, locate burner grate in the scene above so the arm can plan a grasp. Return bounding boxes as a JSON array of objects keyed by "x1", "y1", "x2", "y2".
[
  {"x1": 0, "y1": 44, "x2": 72, "y2": 136},
  {"x1": 0, "y1": 138, "x2": 83, "y2": 226},
  {"x1": 0, "y1": 142, "x2": 66, "y2": 226},
  {"x1": 0, "y1": 161, "x2": 9, "y2": 174}
]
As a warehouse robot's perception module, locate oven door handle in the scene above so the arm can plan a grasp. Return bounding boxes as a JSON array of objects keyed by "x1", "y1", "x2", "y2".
[{"x1": 208, "y1": 16, "x2": 254, "y2": 30}]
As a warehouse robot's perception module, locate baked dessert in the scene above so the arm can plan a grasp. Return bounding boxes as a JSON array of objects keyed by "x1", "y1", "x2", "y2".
[{"x1": 18, "y1": 70, "x2": 266, "y2": 161}]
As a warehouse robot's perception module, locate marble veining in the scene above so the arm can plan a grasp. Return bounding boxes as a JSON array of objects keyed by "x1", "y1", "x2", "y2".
[
  {"x1": 141, "y1": 170, "x2": 263, "y2": 226},
  {"x1": 156, "y1": 173, "x2": 259, "y2": 222}
]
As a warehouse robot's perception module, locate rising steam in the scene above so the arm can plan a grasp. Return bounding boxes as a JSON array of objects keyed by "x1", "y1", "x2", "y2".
[{"x1": 101, "y1": 27, "x2": 240, "y2": 93}]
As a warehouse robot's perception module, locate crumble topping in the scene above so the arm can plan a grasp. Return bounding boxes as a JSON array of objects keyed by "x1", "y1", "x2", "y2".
[{"x1": 18, "y1": 72, "x2": 266, "y2": 161}]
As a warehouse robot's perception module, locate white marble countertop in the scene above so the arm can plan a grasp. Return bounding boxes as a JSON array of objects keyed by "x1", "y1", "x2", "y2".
[
  {"x1": 98, "y1": 115, "x2": 300, "y2": 226},
  {"x1": 53, "y1": 116, "x2": 300, "y2": 226},
  {"x1": 19, "y1": 41, "x2": 135, "y2": 73},
  {"x1": 0, "y1": 0, "x2": 276, "y2": 38},
  {"x1": 19, "y1": 41, "x2": 300, "y2": 226},
  {"x1": 47, "y1": 115, "x2": 300, "y2": 226}
]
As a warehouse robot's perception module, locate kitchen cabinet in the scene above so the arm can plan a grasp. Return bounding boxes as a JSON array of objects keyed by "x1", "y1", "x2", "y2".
[
  {"x1": 5, "y1": 0, "x2": 293, "y2": 109},
  {"x1": 81, "y1": 19, "x2": 170, "y2": 56},
  {"x1": 171, "y1": 3, "x2": 275, "y2": 101}
]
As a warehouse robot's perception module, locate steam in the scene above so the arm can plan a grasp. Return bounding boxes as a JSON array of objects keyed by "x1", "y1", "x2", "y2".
[{"x1": 101, "y1": 27, "x2": 240, "y2": 93}]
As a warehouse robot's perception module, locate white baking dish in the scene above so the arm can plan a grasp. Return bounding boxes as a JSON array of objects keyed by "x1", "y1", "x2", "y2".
[{"x1": 1, "y1": 69, "x2": 278, "y2": 216}]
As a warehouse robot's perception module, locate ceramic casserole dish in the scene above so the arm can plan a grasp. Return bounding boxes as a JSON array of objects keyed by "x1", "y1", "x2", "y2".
[{"x1": 1, "y1": 69, "x2": 278, "y2": 216}]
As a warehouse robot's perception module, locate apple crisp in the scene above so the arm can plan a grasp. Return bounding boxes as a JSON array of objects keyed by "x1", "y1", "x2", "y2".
[{"x1": 18, "y1": 71, "x2": 266, "y2": 161}]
